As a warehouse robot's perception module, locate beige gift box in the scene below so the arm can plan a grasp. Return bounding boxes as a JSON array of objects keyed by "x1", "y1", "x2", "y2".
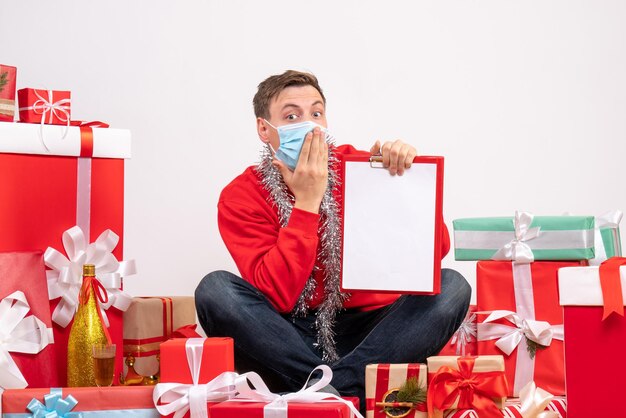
[{"x1": 122, "y1": 296, "x2": 196, "y2": 378}]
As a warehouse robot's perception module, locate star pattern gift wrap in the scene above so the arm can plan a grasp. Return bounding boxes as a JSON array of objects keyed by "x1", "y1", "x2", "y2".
[
  {"x1": 365, "y1": 363, "x2": 427, "y2": 418},
  {"x1": 123, "y1": 296, "x2": 197, "y2": 378},
  {"x1": 426, "y1": 356, "x2": 507, "y2": 418},
  {"x1": 437, "y1": 306, "x2": 477, "y2": 356},
  {"x1": 475, "y1": 261, "x2": 582, "y2": 397},
  {"x1": 0, "y1": 65, "x2": 17, "y2": 122},
  {"x1": 453, "y1": 213, "x2": 594, "y2": 262},
  {"x1": 1, "y1": 386, "x2": 159, "y2": 417},
  {"x1": 0, "y1": 121, "x2": 132, "y2": 386},
  {"x1": 558, "y1": 258, "x2": 626, "y2": 418},
  {"x1": 0, "y1": 252, "x2": 56, "y2": 390}
]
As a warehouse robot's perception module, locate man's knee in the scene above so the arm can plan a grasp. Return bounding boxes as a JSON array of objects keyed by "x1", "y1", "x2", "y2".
[{"x1": 438, "y1": 268, "x2": 471, "y2": 318}]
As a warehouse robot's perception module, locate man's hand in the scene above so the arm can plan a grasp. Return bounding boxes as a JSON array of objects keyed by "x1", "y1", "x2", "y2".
[
  {"x1": 274, "y1": 127, "x2": 329, "y2": 214},
  {"x1": 370, "y1": 140, "x2": 418, "y2": 176}
]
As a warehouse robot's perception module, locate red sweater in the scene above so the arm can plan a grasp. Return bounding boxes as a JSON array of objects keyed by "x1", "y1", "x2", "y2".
[{"x1": 217, "y1": 144, "x2": 450, "y2": 313}]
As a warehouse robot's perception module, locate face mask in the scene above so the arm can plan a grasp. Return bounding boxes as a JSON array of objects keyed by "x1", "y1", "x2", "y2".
[{"x1": 265, "y1": 120, "x2": 330, "y2": 171}]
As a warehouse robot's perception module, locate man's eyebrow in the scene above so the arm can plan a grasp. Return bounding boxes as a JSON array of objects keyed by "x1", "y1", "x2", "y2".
[{"x1": 281, "y1": 103, "x2": 302, "y2": 111}]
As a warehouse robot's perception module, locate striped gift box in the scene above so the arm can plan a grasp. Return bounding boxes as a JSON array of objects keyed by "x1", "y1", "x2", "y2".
[{"x1": 442, "y1": 396, "x2": 566, "y2": 418}]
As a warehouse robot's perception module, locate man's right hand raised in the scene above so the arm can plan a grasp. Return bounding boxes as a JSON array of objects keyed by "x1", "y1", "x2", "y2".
[{"x1": 273, "y1": 127, "x2": 329, "y2": 214}]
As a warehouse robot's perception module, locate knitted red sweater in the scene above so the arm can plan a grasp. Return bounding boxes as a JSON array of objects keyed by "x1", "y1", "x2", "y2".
[{"x1": 217, "y1": 144, "x2": 450, "y2": 313}]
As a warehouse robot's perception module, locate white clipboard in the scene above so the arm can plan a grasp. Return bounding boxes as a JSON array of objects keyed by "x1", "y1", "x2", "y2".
[{"x1": 340, "y1": 155, "x2": 444, "y2": 294}]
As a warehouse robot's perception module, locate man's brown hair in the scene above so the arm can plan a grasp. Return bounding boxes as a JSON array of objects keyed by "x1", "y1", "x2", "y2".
[{"x1": 253, "y1": 70, "x2": 326, "y2": 119}]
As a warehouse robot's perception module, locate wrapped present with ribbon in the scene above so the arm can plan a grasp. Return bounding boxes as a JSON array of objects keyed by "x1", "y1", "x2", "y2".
[
  {"x1": 589, "y1": 210, "x2": 622, "y2": 265},
  {"x1": 1, "y1": 386, "x2": 159, "y2": 417},
  {"x1": 559, "y1": 257, "x2": 626, "y2": 417},
  {"x1": 0, "y1": 121, "x2": 131, "y2": 386},
  {"x1": 442, "y1": 381, "x2": 566, "y2": 417},
  {"x1": 160, "y1": 338, "x2": 234, "y2": 387},
  {"x1": 123, "y1": 296, "x2": 197, "y2": 383},
  {"x1": 453, "y1": 212, "x2": 595, "y2": 262},
  {"x1": 365, "y1": 363, "x2": 427, "y2": 418},
  {"x1": 476, "y1": 261, "x2": 582, "y2": 396},
  {"x1": 0, "y1": 252, "x2": 56, "y2": 390},
  {"x1": 17, "y1": 88, "x2": 71, "y2": 126},
  {"x1": 0, "y1": 65, "x2": 17, "y2": 122},
  {"x1": 426, "y1": 356, "x2": 507, "y2": 418},
  {"x1": 210, "y1": 365, "x2": 362, "y2": 418},
  {"x1": 438, "y1": 306, "x2": 477, "y2": 356}
]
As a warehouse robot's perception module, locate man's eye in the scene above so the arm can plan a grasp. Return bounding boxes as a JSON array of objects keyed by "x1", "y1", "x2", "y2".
[
  {"x1": 286, "y1": 114, "x2": 298, "y2": 121},
  {"x1": 312, "y1": 111, "x2": 323, "y2": 118}
]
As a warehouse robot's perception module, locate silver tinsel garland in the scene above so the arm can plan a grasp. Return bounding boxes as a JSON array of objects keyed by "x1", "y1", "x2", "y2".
[{"x1": 256, "y1": 142, "x2": 348, "y2": 363}]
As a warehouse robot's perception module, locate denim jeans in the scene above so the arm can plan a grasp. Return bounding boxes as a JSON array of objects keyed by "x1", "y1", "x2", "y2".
[{"x1": 195, "y1": 268, "x2": 471, "y2": 411}]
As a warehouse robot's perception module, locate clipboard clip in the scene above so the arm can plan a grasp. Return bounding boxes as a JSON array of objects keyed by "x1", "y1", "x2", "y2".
[{"x1": 369, "y1": 155, "x2": 385, "y2": 168}]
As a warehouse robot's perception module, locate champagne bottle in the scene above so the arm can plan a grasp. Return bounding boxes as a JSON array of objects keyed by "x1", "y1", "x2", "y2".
[{"x1": 67, "y1": 264, "x2": 112, "y2": 386}]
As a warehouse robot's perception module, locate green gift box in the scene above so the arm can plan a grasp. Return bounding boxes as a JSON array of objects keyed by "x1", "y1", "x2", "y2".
[
  {"x1": 453, "y1": 212, "x2": 595, "y2": 261},
  {"x1": 589, "y1": 210, "x2": 622, "y2": 265}
]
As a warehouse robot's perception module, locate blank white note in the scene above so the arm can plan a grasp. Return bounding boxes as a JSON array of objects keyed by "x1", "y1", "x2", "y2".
[{"x1": 342, "y1": 161, "x2": 439, "y2": 293}]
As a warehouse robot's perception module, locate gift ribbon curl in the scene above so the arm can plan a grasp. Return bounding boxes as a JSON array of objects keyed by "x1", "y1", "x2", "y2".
[
  {"x1": 26, "y1": 388, "x2": 82, "y2": 418},
  {"x1": 491, "y1": 211, "x2": 541, "y2": 263},
  {"x1": 477, "y1": 310, "x2": 563, "y2": 356},
  {"x1": 0, "y1": 291, "x2": 53, "y2": 391},
  {"x1": 44, "y1": 226, "x2": 136, "y2": 328},
  {"x1": 153, "y1": 338, "x2": 238, "y2": 418},
  {"x1": 449, "y1": 311, "x2": 477, "y2": 356},
  {"x1": 427, "y1": 357, "x2": 508, "y2": 418},
  {"x1": 599, "y1": 257, "x2": 626, "y2": 320},
  {"x1": 518, "y1": 381, "x2": 558, "y2": 418}
]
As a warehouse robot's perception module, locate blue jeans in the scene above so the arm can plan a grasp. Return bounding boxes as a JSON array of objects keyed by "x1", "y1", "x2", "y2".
[{"x1": 195, "y1": 268, "x2": 471, "y2": 411}]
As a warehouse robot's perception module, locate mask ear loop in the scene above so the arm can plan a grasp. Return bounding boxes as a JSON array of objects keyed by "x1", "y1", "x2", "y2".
[{"x1": 263, "y1": 119, "x2": 278, "y2": 155}]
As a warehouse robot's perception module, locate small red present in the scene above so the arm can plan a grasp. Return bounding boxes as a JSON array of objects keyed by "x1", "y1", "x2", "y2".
[
  {"x1": 209, "y1": 398, "x2": 361, "y2": 418},
  {"x1": 0, "y1": 64, "x2": 17, "y2": 122},
  {"x1": 17, "y1": 88, "x2": 71, "y2": 125},
  {"x1": 559, "y1": 257, "x2": 626, "y2": 418},
  {"x1": 426, "y1": 355, "x2": 508, "y2": 418},
  {"x1": 438, "y1": 306, "x2": 477, "y2": 356},
  {"x1": 1, "y1": 386, "x2": 156, "y2": 416},
  {"x1": 476, "y1": 261, "x2": 582, "y2": 396},
  {"x1": 365, "y1": 363, "x2": 427, "y2": 418},
  {"x1": 0, "y1": 251, "x2": 57, "y2": 389},
  {"x1": 155, "y1": 337, "x2": 236, "y2": 418}
]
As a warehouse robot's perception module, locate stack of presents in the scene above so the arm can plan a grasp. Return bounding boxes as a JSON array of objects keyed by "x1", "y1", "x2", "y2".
[{"x1": 1, "y1": 62, "x2": 625, "y2": 418}]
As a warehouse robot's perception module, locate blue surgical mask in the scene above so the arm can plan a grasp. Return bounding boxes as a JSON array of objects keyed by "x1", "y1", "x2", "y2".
[{"x1": 265, "y1": 120, "x2": 330, "y2": 171}]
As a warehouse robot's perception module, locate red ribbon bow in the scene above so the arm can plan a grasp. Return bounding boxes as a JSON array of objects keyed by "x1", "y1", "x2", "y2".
[
  {"x1": 78, "y1": 275, "x2": 113, "y2": 344},
  {"x1": 599, "y1": 257, "x2": 626, "y2": 320},
  {"x1": 427, "y1": 357, "x2": 508, "y2": 418}
]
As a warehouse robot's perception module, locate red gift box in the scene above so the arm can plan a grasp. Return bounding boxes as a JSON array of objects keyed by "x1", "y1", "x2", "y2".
[
  {"x1": 559, "y1": 258, "x2": 626, "y2": 418},
  {"x1": 209, "y1": 397, "x2": 361, "y2": 418},
  {"x1": 365, "y1": 363, "x2": 427, "y2": 418},
  {"x1": 0, "y1": 252, "x2": 57, "y2": 389},
  {"x1": 442, "y1": 396, "x2": 566, "y2": 418},
  {"x1": 0, "y1": 65, "x2": 17, "y2": 122},
  {"x1": 1, "y1": 386, "x2": 156, "y2": 415},
  {"x1": 438, "y1": 305, "x2": 477, "y2": 356},
  {"x1": 17, "y1": 88, "x2": 71, "y2": 125},
  {"x1": 476, "y1": 261, "x2": 581, "y2": 397},
  {"x1": 0, "y1": 121, "x2": 131, "y2": 387},
  {"x1": 160, "y1": 337, "x2": 234, "y2": 384}
]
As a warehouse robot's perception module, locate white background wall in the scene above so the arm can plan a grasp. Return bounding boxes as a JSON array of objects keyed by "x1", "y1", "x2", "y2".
[{"x1": 2, "y1": 1, "x2": 625, "y2": 302}]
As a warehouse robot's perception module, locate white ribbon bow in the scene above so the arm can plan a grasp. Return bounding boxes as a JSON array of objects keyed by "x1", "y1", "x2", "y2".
[
  {"x1": 449, "y1": 311, "x2": 477, "y2": 356},
  {"x1": 492, "y1": 211, "x2": 541, "y2": 263},
  {"x1": 519, "y1": 381, "x2": 559, "y2": 418},
  {"x1": 153, "y1": 338, "x2": 238, "y2": 418},
  {"x1": 232, "y1": 365, "x2": 363, "y2": 418},
  {"x1": 477, "y1": 310, "x2": 563, "y2": 356},
  {"x1": 0, "y1": 291, "x2": 54, "y2": 390},
  {"x1": 596, "y1": 210, "x2": 623, "y2": 229},
  {"x1": 44, "y1": 226, "x2": 136, "y2": 328}
]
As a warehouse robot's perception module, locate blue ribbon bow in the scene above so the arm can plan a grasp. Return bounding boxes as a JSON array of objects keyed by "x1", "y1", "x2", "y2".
[{"x1": 26, "y1": 389, "x2": 82, "y2": 418}]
